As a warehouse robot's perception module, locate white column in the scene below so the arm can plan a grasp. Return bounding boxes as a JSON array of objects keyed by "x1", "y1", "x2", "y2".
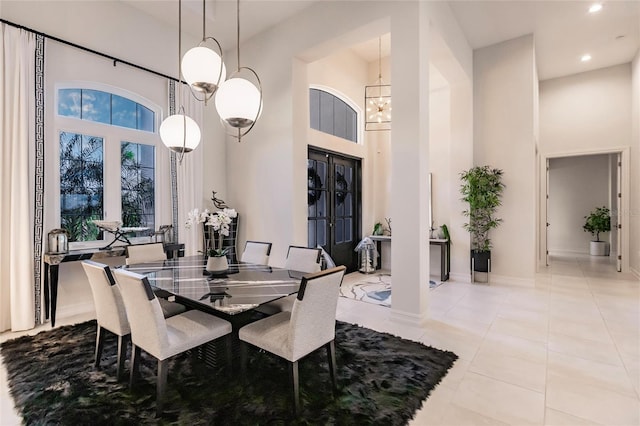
[{"x1": 389, "y1": 3, "x2": 430, "y2": 326}]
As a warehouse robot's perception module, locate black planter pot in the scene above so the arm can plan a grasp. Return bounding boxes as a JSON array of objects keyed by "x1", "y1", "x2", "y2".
[{"x1": 470, "y1": 250, "x2": 491, "y2": 273}]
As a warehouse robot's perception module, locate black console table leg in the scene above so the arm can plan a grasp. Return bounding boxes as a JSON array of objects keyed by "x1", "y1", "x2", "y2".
[
  {"x1": 49, "y1": 265, "x2": 59, "y2": 327},
  {"x1": 43, "y1": 263, "x2": 50, "y2": 320},
  {"x1": 440, "y1": 243, "x2": 446, "y2": 282}
]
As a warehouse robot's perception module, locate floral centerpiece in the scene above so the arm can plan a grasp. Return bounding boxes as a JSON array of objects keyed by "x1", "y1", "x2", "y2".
[{"x1": 185, "y1": 207, "x2": 238, "y2": 257}]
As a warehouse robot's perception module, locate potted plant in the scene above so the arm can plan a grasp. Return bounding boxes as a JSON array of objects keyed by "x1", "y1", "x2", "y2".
[
  {"x1": 583, "y1": 206, "x2": 611, "y2": 256},
  {"x1": 186, "y1": 207, "x2": 238, "y2": 272},
  {"x1": 460, "y1": 166, "x2": 505, "y2": 281}
]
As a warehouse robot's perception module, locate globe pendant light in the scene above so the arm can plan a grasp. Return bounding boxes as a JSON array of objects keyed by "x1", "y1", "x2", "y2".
[
  {"x1": 159, "y1": 110, "x2": 201, "y2": 153},
  {"x1": 181, "y1": 0, "x2": 226, "y2": 104},
  {"x1": 160, "y1": 0, "x2": 201, "y2": 161},
  {"x1": 214, "y1": 0, "x2": 263, "y2": 142}
]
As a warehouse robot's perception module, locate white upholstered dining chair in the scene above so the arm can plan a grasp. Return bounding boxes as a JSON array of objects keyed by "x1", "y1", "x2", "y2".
[
  {"x1": 113, "y1": 268, "x2": 233, "y2": 416},
  {"x1": 241, "y1": 240, "x2": 272, "y2": 265},
  {"x1": 125, "y1": 242, "x2": 166, "y2": 265},
  {"x1": 258, "y1": 245, "x2": 323, "y2": 315},
  {"x1": 284, "y1": 245, "x2": 322, "y2": 273},
  {"x1": 239, "y1": 265, "x2": 347, "y2": 415},
  {"x1": 81, "y1": 260, "x2": 186, "y2": 380}
]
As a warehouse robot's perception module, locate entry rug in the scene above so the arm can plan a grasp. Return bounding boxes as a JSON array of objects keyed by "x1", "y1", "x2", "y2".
[
  {"x1": 340, "y1": 272, "x2": 444, "y2": 307},
  {"x1": 1, "y1": 320, "x2": 457, "y2": 425}
]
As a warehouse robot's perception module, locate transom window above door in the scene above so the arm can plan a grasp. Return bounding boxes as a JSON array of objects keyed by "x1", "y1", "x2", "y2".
[{"x1": 309, "y1": 88, "x2": 358, "y2": 143}]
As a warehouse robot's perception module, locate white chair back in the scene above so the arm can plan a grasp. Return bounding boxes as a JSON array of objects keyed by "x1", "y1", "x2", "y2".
[
  {"x1": 289, "y1": 266, "x2": 346, "y2": 360},
  {"x1": 284, "y1": 246, "x2": 322, "y2": 273},
  {"x1": 241, "y1": 241, "x2": 272, "y2": 265},
  {"x1": 126, "y1": 243, "x2": 167, "y2": 265},
  {"x1": 81, "y1": 260, "x2": 130, "y2": 336},
  {"x1": 113, "y1": 269, "x2": 168, "y2": 359}
]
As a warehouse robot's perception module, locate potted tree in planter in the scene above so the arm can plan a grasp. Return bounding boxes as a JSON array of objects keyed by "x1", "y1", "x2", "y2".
[
  {"x1": 583, "y1": 206, "x2": 611, "y2": 256},
  {"x1": 460, "y1": 166, "x2": 505, "y2": 282}
]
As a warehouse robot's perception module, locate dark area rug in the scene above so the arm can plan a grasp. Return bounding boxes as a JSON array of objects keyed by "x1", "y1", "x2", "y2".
[{"x1": 1, "y1": 320, "x2": 457, "y2": 425}]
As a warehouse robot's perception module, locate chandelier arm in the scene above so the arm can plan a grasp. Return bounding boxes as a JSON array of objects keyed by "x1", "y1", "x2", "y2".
[
  {"x1": 177, "y1": 105, "x2": 186, "y2": 164},
  {"x1": 201, "y1": 36, "x2": 225, "y2": 86}
]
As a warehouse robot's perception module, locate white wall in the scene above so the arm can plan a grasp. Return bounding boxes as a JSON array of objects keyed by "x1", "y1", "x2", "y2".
[
  {"x1": 539, "y1": 64, "x2": 632, "y2": 154},
  {"x1": 540, "y1": 63, "x2": 633, "y2": 272},
  {"x1": 429, "y1": 86, "x2": 452, "y2": 230},
  {"x1": 631, "y1": 50, "x2": 640, "y2": 277},
  {"x1": 548, "y1": 155, "x2": 611, "y2": 254},
  {"x1": 473, "y1": 35, "x2": 537, "y2": 284}
]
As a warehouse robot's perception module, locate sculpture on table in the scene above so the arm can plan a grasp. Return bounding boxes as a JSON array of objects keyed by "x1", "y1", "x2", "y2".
[
  {"x1": 92, "y1": 220, "x2": 149, "y2": 250},
  {"x1": 211, "y1": 191, "x2": 228, "y2": 209}
]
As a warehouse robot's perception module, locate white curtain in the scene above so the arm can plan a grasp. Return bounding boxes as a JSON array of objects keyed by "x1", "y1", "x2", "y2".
[
  {"x1": 175, "y1": 85, "x2": 205, "y2": 256},
  {"x1": 0, "y1": 24, "x2": 36, "y2": 332}
]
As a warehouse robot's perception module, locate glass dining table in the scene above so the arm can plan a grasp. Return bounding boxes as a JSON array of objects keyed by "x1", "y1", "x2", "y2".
[
  {"x1": 122, "y1": 255, "x2": 304, "y2": 317},
  {"x1": 121, "y1": 255, "x2": 305, "y2": 369}
]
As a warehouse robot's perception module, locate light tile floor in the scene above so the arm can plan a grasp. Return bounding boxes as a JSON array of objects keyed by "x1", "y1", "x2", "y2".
[{"x1": 1, "y1": 254, "x2": 638, "y2": 425}]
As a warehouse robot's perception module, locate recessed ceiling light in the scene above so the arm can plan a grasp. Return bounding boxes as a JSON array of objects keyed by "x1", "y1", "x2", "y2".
[
  {"x1": 581, "y1": 54, "x2": 592, "y2": 62},
  {"x1": 588, "y1": 3, "x2": 603, "y2": 13}
]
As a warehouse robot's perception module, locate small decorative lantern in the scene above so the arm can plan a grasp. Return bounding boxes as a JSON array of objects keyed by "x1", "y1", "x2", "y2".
[
  {"x1": 47, "y1": 229, "x2": 69, "y2": 254},
  {"x1": 355, "y1": 237, "x2": 379, "y2": 274}
]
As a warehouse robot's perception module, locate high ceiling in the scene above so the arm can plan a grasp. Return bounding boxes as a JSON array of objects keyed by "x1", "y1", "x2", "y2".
[{"x1": 122, "y1": 0, "x2": 640, "y2": 81}]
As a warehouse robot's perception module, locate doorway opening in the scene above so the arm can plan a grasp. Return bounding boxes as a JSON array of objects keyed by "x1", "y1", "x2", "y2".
[
  {"x1": 308, "y1": 148, "x2": 362, "y2": 272},
  {"x1": 543, "y1": 149, "x2": 628, "y2": 273}
]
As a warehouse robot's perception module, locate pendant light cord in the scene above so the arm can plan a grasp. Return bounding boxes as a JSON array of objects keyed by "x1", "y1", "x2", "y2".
[
  {"x1": 178, "y1": 0, "x2": 186, "y2": 162},
  {"x1": 178, "y1": 0, "x2": 183, "y2": 99},
  {"x1": 236, "y1": 0, "x2": 241, "y2": 71},
  {"x1": 378, "y1": 37, "x2": 382, "y2": 80},
  {"x1": 202, "y1": 0, "x2": 206, "y2": 40}
]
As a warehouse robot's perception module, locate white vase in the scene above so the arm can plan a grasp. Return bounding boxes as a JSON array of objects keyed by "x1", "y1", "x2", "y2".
[
  {"x1": 206, "y1": 256, "x2": 228, "y2": 273},
  {"x1": 589, "y1": 241, "x2": 609, "y2": 256}
]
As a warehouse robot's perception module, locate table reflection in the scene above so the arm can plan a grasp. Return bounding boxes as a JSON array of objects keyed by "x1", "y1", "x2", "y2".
[{"x1": 122, "y1": 256, "x2": 303, "y2": 315}]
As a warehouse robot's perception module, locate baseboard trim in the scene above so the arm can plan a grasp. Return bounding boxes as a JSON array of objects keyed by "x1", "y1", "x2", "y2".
[
  {"x1": 389, "y1": 309, "x2": 428, "y2": 327},
  {"x1": 449, "y1": 272, "x2": 471, "y2": 283},
  {"x1": 631, "y1": 267, "x2": 640, "y2": 280},
  {"x1": 549, "y1": 249, "x2": 588, "y2": 256}
]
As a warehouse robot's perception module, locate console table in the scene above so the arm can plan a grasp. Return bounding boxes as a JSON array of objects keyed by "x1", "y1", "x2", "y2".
[
  {"x1": 42, "y1": 243, "x2": 184, "y2": 327},
  {"x1": 368, "y1": 235, "x2": 450, "y2": 282}
]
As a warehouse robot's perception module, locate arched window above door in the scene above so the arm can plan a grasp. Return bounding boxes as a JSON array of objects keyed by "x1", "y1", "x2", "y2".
[{"x1": 309, "y1": 88, "x2": 358, "y2": 143}]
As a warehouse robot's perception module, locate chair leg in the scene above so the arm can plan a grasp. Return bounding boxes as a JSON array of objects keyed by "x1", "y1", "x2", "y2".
[
  {"x1": 116, "y1": 334, "x2": 129, "y2": 381},
  {"x1": 130, "y1": 345, "x2": 141, "y2": 388},
  {"x1": 94, "y1": 325, "x2": 105, "y2": 367},
  {"x1": 289, "y1": 360, "x2": 300, "y2": 416},
  {"x1": 156, "y1": 359, "x2": 168, "y2": 417},
  {"x1": 326, "y1": 340, "x2": 338, "y2": 394},
  {"x1": 240, "y1": 341, "x2": 247, "y2": 382}
]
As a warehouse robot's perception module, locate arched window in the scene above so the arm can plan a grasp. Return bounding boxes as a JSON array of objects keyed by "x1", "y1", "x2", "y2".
[
  {"x1": 56, "y1": 85, "x2": 162, "y2": 245},
  {"x1": 309, "y1": 88, "x2": 358, "y2": 143}
]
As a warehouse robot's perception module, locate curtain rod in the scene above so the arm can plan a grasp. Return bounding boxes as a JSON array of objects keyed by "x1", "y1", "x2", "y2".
[{"x1": 1, "y1": 18, "x2": 179, "y2": 83}]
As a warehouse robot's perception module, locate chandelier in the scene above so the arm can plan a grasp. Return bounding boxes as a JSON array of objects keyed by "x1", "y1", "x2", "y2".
[{"x1": 365, "y1": 37, "x2": 391, "y2": 131}]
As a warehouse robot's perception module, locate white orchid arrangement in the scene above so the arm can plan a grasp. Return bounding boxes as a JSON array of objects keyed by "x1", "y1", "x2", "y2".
[{"x1": 185, "y1": 207, "x2": 238, "y2": 257}]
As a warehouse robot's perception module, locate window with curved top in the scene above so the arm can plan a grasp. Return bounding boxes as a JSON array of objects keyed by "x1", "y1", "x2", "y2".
[
  {"x1": 56, "y1": 86, "x2": 160, "y2": 245},
  {"x1": 309, "y1": 88, "x2": 358, "y2": 143}
]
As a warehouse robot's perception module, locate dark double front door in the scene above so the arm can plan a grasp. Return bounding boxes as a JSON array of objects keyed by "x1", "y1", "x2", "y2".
[{"x1": 307, "y1": 149, "x2": 361, "y2": 273}]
